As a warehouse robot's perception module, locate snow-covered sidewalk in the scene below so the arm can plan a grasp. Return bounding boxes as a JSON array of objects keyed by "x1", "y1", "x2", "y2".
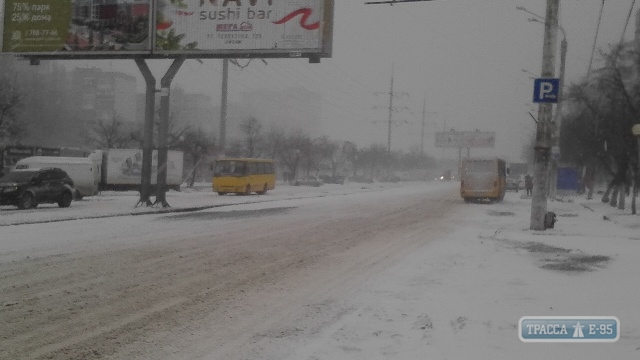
[
  {"x1": 247, "y1": 190, "x2": 640, "y2": 359},
  {"x1": 0, "y1": 181, "x2": 438, "y2": 226}
]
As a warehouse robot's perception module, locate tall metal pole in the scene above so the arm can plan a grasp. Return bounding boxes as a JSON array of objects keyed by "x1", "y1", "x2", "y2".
[
  {"x1": 387, "y1": 65, "x2": 394, "y2": 153},
  {"x1": 530, "y1": 0, "x2": 559, "y2": 230},
  {"x1": 220, "y1": 59, "x2": 229, "y2": 156},
  {"x1": 421, "y1": 97, "x2": 426, "y2": 155}
]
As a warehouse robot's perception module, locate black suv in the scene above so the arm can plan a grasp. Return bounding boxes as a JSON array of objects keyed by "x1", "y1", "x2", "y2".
[{"x1": 0, "y1": 167, "x2": 75, "y2": 209}]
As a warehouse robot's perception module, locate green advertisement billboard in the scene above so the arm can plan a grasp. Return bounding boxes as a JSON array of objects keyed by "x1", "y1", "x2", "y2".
[
  {"x1": 2, "y1": 0, "x2": 151, "y2": 54},
  {"x1": 2, "y1": 0, "x2": 72, "y2": 52}
]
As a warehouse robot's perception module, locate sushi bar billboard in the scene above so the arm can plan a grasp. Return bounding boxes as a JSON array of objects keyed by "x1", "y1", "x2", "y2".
[{"x1": 0, "y1": 0, "x2": 334, "y2": 59}]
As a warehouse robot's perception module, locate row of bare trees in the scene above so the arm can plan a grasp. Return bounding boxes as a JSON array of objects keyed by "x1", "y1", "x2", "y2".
[
  {"x1": 228, "y1": 117, "x2": 436, "y2": 182},
  {"x1": 85, "y1": 113, "x2": 437, "y2": 186},
  {"x1": 560, "y1": 39, "x2": 640, "y2": 213}
]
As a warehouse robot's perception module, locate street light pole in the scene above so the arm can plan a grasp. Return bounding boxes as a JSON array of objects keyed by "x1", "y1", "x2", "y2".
[
  {"x1": 517, "y1": 6, "x2": 567, "y2": 199},
  {"x1": 530, "y1": 0, "x2": 559, "y2": 230}
]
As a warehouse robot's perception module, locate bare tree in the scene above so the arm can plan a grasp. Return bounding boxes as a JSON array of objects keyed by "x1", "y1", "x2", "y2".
[
  {"x1": 180, "y1": 127, "x2": 215, "y2": 187},
  {"x1": 314, "y1": 136, "x2": 340, "y2": 176},
  {"x1": 277, "y1": 129, "x2": 311, "y2": 181},
  {"x1": 265, "y1": 125, "x2": 285, "y2": 160},
  {"x1": 239, "y1": 116, "x2": 262, "y2": 157},
  {"x1": 0, "y1": 72, "x2": 25, "y2": 143},
  {"x1": 163, "y1": 112, "x2": 191, "y2": 149},
  {"x1": 562, "y1": 42, "x2": 640, "y2": 207},
  {"x1": 85, "y1": 115, "x2": 129, "y2": 149}
]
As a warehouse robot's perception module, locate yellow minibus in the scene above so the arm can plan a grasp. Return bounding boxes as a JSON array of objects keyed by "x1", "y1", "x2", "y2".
[
  {"x1": 212, "y1": 158, "x2": 276, "y2": 195},
  {"x1": 460, "y1": 158, "x2": 507, "y2": 203}
]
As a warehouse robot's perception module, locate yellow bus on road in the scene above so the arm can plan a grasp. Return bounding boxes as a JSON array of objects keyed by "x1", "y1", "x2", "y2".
[
  {"x1": 212, "y1": 158, "x2": 276, "y2": 196},
  {"x1": 460, "y1": 158, "x2": 507, "y2": 203}
]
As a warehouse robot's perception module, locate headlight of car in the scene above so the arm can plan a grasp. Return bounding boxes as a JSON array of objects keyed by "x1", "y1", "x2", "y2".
[{"x1": 1, "y1": 186, "x2": 18, "y2": 193}]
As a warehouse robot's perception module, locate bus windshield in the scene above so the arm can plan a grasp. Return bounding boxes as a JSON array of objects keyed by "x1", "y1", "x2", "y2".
[{"x1": 214, "y1": 161, "x2": 246, "y2": 176}]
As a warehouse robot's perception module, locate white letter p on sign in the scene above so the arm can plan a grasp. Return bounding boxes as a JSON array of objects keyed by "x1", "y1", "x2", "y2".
[{"x1": 539, "y1": 82, "x2": 554, "y2": 99}]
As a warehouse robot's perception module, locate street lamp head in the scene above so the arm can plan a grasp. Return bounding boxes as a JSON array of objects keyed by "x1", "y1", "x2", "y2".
[{"x1": 632, "y1": 124, "x2": 640, "y2": 136}]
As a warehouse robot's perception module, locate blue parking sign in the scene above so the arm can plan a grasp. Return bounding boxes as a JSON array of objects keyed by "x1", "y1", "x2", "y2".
[{"x1": 533, "y1": 78, "x2": 559, "y2": 103}]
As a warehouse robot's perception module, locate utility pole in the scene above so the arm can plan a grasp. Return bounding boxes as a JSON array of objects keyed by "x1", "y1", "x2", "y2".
[
  {"x1": 530, "y1": 0, "x2": 559, "y2": 230},
  {"x1": 373, "y1": 65, "x2": 408, "y2": 152},
  {"x1": 421, "y1": 97, "x2": 426, "y2": 155},
  {"x1": 420, "y1": 98, "x2": 437, "y2": 156},
  {"x1": 387, "y1": 66, "x2": 394, "y2": 153},
  {"x1": 517, "y1": 5, "x2": 567, "y2": 199}
]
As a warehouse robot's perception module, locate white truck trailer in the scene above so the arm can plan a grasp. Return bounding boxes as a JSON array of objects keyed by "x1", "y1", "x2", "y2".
[
  {"x1": 15, "y1": 156, "x2": 100, "y2": 199},
  {"x1": 15, "y1": 149, "x2": 184, "y2": 196},
  {"x1": 97, "y1": 149, "x2": 184, "y2": 191}
]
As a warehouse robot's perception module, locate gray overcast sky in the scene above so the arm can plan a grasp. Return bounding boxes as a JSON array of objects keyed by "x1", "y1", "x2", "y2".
[{"x1": 2, "y1": 0, "x2": 638, "y2": 161}]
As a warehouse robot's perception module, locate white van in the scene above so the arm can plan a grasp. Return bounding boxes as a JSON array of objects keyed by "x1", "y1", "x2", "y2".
[{"x1": 15, "y1": 156, "x2": 100, "y2": 199}]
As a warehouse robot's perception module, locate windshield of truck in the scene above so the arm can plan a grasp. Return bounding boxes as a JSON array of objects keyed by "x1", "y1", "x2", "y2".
[
  {"x1": 0, "y1": 170, "x2": 38, "y2": 183},
  {"x1": 464, "y1": 160, "x2": 495, "y2": 174},
  {"x1": 214, "y1": 161, "x2": 246, "y2": 176}
]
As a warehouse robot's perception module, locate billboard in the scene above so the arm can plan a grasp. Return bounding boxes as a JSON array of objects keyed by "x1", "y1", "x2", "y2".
[
  {"x1": 1, "y1": 0, "x2": 334, "y2": 59},
  {"x1": 435, "y1": 131, "x2": 496, "y2": 148},
  {"x1": 156, "y1": 0, "x2": 331, "y2": 55}
]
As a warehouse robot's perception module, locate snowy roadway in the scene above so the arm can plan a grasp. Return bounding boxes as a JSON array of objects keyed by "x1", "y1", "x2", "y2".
[{"x1": 0, "y1": 181, "x2": 639, "y2": 359}]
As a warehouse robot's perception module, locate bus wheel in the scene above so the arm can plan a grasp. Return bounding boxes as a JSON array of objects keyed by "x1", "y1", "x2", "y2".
[
  {"x1": 217, "y1": 192, "x2": 227, "y2": 196},
  {"x1": 258, "y1": 184, "x2": 267, "y2": 195},
  {"x1": 243, "y1": 185, "x2": 251, "y2": 196}
]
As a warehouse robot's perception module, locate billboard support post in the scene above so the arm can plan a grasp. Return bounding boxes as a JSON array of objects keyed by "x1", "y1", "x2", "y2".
[
  {"x1": 155, "y1": 56, "x2": 186, "y2": 208},
  {"x1": 220, "y1": 58, "x2": 229, "y2": 156},
  {"x1": 135, "y1": 58, "x2": 156, "y2": 207}
]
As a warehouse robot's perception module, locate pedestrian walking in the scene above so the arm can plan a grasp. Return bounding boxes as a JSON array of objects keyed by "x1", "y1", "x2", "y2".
[{"x1": 525, "y1": 174, "x2": 533, "y2": 196}]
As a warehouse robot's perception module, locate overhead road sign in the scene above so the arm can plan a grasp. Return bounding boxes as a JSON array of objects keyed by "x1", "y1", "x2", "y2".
[{"x1": 435, "y1": 130, "x2": 496, "y2": 148}]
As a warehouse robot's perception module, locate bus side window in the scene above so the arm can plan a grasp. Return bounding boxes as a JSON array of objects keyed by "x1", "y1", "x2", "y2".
[
  {"x1": 233, "y1": 162, "x2": 245, "y2": 176},
  {"x1": 257, "y1": 163, "x2": 265, "y2": 175}
]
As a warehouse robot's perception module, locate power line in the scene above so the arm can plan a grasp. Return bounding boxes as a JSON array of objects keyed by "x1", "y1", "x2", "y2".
[
  {"x1": 587, "y1": 0, "x2": 606, "y2": 77},
  {"x1": 619, "y1": 0, "x2": 636, "y2": 45}
]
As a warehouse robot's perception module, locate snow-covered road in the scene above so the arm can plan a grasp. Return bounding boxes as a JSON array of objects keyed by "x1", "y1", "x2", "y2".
[{"x1": 1, "y1": 181, "x2": 639, "y2": 359}]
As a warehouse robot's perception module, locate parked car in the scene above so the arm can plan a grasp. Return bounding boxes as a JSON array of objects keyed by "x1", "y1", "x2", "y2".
[
  {"x1": 0, "y1": 167, "x2": 75, "y2": 209},
  {"x1": 292, "y1": 176, "x2": 323, "y2": 187}
]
